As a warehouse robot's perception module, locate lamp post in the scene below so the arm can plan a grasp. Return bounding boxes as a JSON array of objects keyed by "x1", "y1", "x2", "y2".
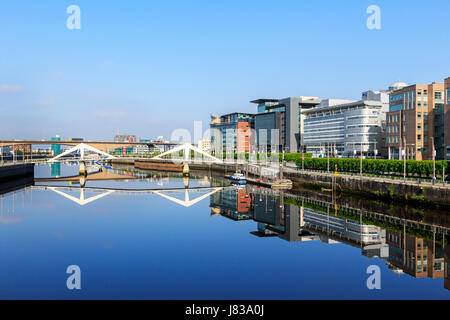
[
  {"x1": 403, "y1": 137, "x2": 406, "y2": 182},
  {"x1": 403, "y1": 138, "x2": 415, "y2": 182},
  {"x1": 360, "y1": 140, "x2": 363, "y2": 177},
  {"x1": 374, "y1": 141, "x2": 377, "y2": 160},
  {"x1": 431, "y1": 137, "x2": 436, "y2": 185},
  {"x1": 327, "y1": 143, "x2": 330, "y2": 173}
]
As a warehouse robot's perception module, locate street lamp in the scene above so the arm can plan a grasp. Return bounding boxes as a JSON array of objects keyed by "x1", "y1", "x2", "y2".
[
  {"x1": 431, "y1": 137, "x2": 436, "y2": 184},
  {"x1": 374, "y1": 141, "x2": 378, "y2": 160},
  {"x1": 360, "y1": 140, "x2": 363, "y2": 177},
  {"x1": 327, "y1": 143, "x2": 330, "y2": 173},
  {"x1": 403, "y1": 138, "x2": 415, "y2": 182}
]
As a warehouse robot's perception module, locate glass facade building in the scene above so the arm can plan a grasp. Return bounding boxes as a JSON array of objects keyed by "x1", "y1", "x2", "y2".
[
  {"x1": 303, "y1": 99, "x2": 386, "y2": 158},
  {"x1": 51, "y1": 136, "x2": 61, "y2": 156},
  {"x1": 210, "y1": 112, "x2": 255, "y2": 154}
]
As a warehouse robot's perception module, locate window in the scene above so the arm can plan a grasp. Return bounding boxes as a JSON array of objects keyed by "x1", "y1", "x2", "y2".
[
  {"x1": 417, "y1": 112, "x2": 422, "y2": 119},
  {"x1": 418, "y1": 135, "x2": 422, "y2": 141},
  {"x1": 417, "y1": 123, "x2": 422, "y2": 130},
  {"x1": 435, "y1": 91, "x2": 443, "y2": 100}
]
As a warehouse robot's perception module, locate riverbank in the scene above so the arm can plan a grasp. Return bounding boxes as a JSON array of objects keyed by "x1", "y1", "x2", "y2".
[
  {"x1": 283, "y1": 169, "x2": 450, "y2": 209},
  {"x1": 108, "y1": 159, "x2": 450, "y2": 208},
  {"x1": 0, "y1": 163, "x2": 34, "y2": 182}
]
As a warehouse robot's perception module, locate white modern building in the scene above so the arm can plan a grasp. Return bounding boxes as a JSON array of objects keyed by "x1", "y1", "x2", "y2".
[
  {"x1": 198, "y1": 138, "x2": 211, "y2": 153},
  {"x1": 302, "y1": 92, "x2": 389, "y2": 158},
  {"x1": 133, "y1": 144, "x2": 149, "y2": 154}
]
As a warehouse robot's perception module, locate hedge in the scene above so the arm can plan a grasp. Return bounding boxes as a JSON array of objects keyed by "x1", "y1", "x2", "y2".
[
  {"x1": 212, "y1": 153, "x2": 312, "y2": 161},
  {"x1": 294, "y1": 157, "x2": 449, "y2": 178}
]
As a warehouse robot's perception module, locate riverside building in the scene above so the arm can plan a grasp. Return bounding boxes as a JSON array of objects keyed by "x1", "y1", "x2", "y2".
[
  {"x1": 445, "y1": 77, "x2": 450, "y2": 159},
  {"x1": 386, "y1": 81, "x2": 445, "y2": 160},
  {"x1": 251, "y1": 97, "x2": 321, "y2": 153},
  {"x1": 210, "y1": 112, "x2": 254, "y2": 154},
  {"x1": 302, "y1": 92, "x2": 388, "y2": 158}
]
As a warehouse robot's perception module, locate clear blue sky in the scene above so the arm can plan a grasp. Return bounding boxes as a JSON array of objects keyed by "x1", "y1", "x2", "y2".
[{"x1": 1, "y1": 0, "x2": 449, "y2": 141}]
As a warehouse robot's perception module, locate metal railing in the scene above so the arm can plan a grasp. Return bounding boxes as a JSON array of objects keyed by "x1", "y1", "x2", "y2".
[{"x1": 285, "y1": 166, "x2": 448, "y2": 187}]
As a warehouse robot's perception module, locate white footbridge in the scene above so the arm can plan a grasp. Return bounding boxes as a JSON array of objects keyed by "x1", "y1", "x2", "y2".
[{"x1": 47, "y1": 143, "x2": 222, "y2": 163}]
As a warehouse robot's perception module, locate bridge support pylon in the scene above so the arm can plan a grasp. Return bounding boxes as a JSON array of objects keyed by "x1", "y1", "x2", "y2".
[
  {"x1": 183, "y1": 177, "x2": 189, "y2": 189},
  {"x1": 79, "y1": 161, "x2": 87, "y2": 176},
  {"x1": 79, "y1": 175, "x2": 86, "y2": 188},
  {"x1": 183, "y1": 163, "x2": 190, "y2": 177}
]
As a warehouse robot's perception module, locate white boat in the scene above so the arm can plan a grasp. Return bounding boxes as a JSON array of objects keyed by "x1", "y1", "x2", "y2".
[{"x1": 229, "y1": 172, "x2": 247, "y2": 184}]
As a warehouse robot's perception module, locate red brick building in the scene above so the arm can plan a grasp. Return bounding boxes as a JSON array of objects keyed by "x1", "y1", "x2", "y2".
[{"x1": 386, "y1": 82, "x2": 445, "y2": 160}]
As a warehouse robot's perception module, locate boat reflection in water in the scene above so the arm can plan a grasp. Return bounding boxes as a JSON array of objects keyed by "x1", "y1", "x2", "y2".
[
  {"x1": 210, "y1": 186, "x2": 450, "y2": 291},
  {"x1": 1, "y1": 162, "x2": 449, "y2": 298}
]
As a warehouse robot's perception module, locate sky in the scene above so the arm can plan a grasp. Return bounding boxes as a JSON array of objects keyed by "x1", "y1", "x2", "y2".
[{"x1": 0, "y1": 0, "x2": 449, "y2": 141}]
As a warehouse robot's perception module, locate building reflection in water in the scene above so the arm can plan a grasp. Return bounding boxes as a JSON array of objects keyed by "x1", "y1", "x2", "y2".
[
  {"x1": 210, "y1": 186, "x2": 449, "y2": 290},
  {"x1": 50, "y1": 162, "x2": 61, "y2": 177}
]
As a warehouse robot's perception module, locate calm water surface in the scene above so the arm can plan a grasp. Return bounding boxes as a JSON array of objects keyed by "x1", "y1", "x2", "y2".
[{"x1": 0, "y1": 163, "x2": 449, "y2": 299}]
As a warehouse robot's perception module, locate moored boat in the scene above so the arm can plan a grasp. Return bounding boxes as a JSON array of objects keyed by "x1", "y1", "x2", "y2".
[{"x1": 228, "y1": 172, "x2": 247, "y2": 184}]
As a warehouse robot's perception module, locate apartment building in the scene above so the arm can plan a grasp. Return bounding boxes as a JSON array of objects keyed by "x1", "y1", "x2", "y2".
[
  {"x1": 197, "y1": 138, "x2": 211, "y2": 153},
  {"x1": 386, "y1": 82, "x2": 445, "y2": 160}
]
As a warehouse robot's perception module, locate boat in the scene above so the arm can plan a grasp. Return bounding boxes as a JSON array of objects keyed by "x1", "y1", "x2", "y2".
[{"x1": 228, "y1": 172, "x2": 247, "y2": 184}]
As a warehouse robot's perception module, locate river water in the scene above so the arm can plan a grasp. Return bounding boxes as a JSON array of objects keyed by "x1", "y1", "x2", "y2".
[{"x1": 0, "y1": 162, "x2": 449, "y2": 299}]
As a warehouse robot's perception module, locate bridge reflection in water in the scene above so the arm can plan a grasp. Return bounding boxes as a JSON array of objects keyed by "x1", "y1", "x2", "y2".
[{"x1": 1, "y1": 165, "x2": 449, "y2": 292}]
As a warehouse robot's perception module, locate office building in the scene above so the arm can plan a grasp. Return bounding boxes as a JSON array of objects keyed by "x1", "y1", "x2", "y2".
[
  {"x1": 133, "y1": 144, "x2": 149, "y2": 154},
  {"x1": 210, "y1": 112, "x2": 254, "y2": 154},
  {"x1": 302, "y1": 208, "x2": 385, "y2": 245},
  {"x1": 51, "y1": 162, "x2": 61, "y2": 177},
  {"x1": 386, "y1": 82, "x2": 445, "y2": 160},
  {"x1": 1, "y1": 146, "x2": 10, "y2": 156},
  {"x1": 114, "y1": 134, "x2": 136, "y2": 143},
  {"x1": 197, "y1": 138, "x2": 211, "y2": 153},
  {"x1": 13, "y1": 144, "x2": 32, "y2": 154},
  {"x1": 445, "y1": 77, "x2": 450, "y2": 159},
  {"x1": 250, "y1": 97, "x2": 321, "y2": 153},
  {"x1": 209, "y1": 188, "x2": 252, "y2": 221},
  {"x1": 51, "y1": 135, "x2": 61, "y2": 156},
  {"x1": 253, "y1": 101, "x2": 285, "y2": 152},
  {"x1": 302, "y1": 94, "x2": 387, "y2": 158},
  {"x1": 386, "y1": 231, "x2": 445, "y2": 279}
]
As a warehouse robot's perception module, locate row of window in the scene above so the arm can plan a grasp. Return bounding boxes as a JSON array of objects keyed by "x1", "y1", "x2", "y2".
[
  {"x1": 388, "y1": 114, "x2": 401, "y2": 123},
  {"x1": 347, "y1": 115, "x2": 378, "y2": 120},
  {"x1": 346, "y1": 133, "x2": 378, "y2": 138},
  {"x1": 388, "y1": 136, "x2": 400, "y2": 144},
  {"x1": 346, "y1": 124, "x2": 378, "y2": 129}
]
